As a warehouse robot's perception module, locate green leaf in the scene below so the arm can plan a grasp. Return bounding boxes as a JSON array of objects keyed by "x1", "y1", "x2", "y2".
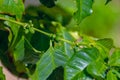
[
  {"x1": 13, "y1": 36, "x2": 24, "y2": 61},
  {"x1": 61, "y1": 29, "x2": 75, "y2": 58},
  {"x1": 87, "y1": 61, "x2": 107, "y2": 78},
  {"x1": 108, "y1": 49, "x2": 120, "y2": 67},
  {"x1": 96, "y1": 38, "x2": 114, "y2": 50},
  {"x1": 0, "y1": 30, "x2": 26, "y2": 77},
  {"x1": 107, "y1": 70, "x2": 118, "y2": 80},
  {"x1": 53, "y1": 46, "x2": 68, "y2": 67},
  {"x1": 2, "y1": 15, "x2": 24, "y2": 50},
  {"x1": 112, "y1": 69, "x2": 120, "y2": 79},
  {"x1": 31, "y1": 41, "x2": 71, "y2": 80},
  {"x1": 0, "y1": 67, "x2": 6, "y2": 80},
  {"x1": 39, "y1": 0, "x2": 57, "y2": 8},
  {"x1": 74, "y1": 0, "x2": 93, "y2": 24},
  {"x1": 31, "y1": 47, "x2": 56, "y2": 80},
  {"x1": 56, "y1": 24, "x2": 75, "y2": 59},
  {"x1": 64, "y1": 47, "x2": 99, "y2": 80},
  {"x1": 2, "y1": 15, "x2": 19, "y2": 46},
  {"x1": 0, "y1": 0, "x2": 24, "y2": 20},
  {"x1": 73, "y1": 71, "x2": 93, "y2": 80},
  {"x1": 95, "y1": 38, "x2": 114, "y2": 59}
]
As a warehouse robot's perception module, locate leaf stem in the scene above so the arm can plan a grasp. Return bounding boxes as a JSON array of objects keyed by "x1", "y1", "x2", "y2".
[
  {"x1": 58, "y1": 38, "x2": 75, "y2": 45},
  {"x1": 33, "y1": 28, "x2": 52, "y2": 37},
  {"x1": 0, "y1": 17, "x2": 25, "y2": 26},
  {"x1": 0, "y1": 16, "x2": 75, "y2": 46},
  {"x1": 33, "y1": 28, "x2": 75, "y2": 45}
]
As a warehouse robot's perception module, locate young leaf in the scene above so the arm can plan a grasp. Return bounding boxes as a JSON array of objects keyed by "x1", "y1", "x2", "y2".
[
  {"x1": 39, "y1": 0, "x2": 57, "y2": 8},
  {"x1": 108, "y1": 49, "x2": 120, "y2": 67},
  {"x1": 64, "y1": 47, "x2": 99, "y2": 80},
  {"x1": 96, "y1": 38, "x2": 114, "y2": 50},
  {"x1": 0, "y1": 67, "x2": 6, "y2": 80},
  {"x1": 0, "y1": 0, "x2": 24, "y2": 20},
  {"x1": 74, "y1": 0, "x2": 93, "y2": 24},
  {"x1": 95, "y1": 38, "x2": 114, "y2": 59},
  {"x1": 87, "y1": 61, "x2": 107, "y2": 78}
]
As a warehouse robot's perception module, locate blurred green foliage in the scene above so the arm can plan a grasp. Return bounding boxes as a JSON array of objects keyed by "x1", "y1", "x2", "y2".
[
  {"x1": 56, "y1": 0, "x2": 120, "y2": 46},
  {"x1": 78, "y1": 0, "x2": 120, "y2": 38}
]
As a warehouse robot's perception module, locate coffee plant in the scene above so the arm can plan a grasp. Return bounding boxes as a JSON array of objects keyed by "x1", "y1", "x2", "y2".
[{"x1": 0, "y1": 0, "x2": 120, "y2": 80}]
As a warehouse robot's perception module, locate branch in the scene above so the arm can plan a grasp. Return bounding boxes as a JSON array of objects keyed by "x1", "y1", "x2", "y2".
[{"x1": 0, "y1": 16, "x2": 76, "y2": 46}]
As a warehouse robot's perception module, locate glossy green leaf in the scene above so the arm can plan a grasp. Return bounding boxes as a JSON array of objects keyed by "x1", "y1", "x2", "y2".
[
  {"x1": 31, "y1": 42, "x2": 70, "y2": 80},
  {"x1": 0, "y1": 0, "x2": 24, "y2": 19},
  {"x1": 64, "y1": 47, "x2": 99, "y2": 80},
  {"x1": 31, "y1": 47, "x2": 56, "y2": 80},
  {"x1": 31, "y1": 36, "x2": 74, "y2": 80},
  {"x1": 13, "y1": 36, "x2": 24, "y2": 61},
  {"x1": 45, "y1": 29, "x2": 76, "y2": 79},
  {"x1": 87, "y1": 61, "x2": 107, "y2": 78},
  {"x1": 53, "y1": 45, "x2": 68, "y2": 67},
  {"x1": 74, "y1": 0, "x2": 93, "y2": 24},
  {"x1": 0, "y1": 67, "x2": 5, "y2": 80},
  {"x1": 107, "y1": 70, "x2": 118, "y2": 80},
  {"x1": 39, "y1": 0, "x2": 57, "y2": 8},
  {"x1": 96, "y1": 38, "x2": 114, "y2": 50},
  {"x1": 108, "y1": 49, "x2": 120, "y2": 66}
]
